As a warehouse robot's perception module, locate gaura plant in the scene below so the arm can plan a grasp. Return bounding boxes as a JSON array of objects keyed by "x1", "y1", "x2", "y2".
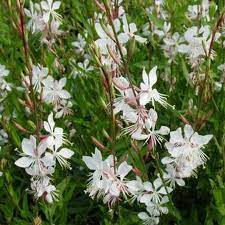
[{"x1": 1, "y1": 0, "x2": 225, "y2": 224}]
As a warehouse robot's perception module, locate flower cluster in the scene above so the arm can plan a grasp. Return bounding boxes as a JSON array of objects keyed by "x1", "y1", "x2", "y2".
[
  {"x1": 162, "y1": 124, "x2": 213, "y2": 183},
  {"x1": 127, "y1": 177, "x2": 172, "y2": 224},
  {"x1": 15, "y1": 113, "x2": 74, "y2": 202},
  {"x1": 94, "y1": 2, "x2": 146, "y2": 72},
  {"x1": 113, "y1": 66, "x2": 170, "y2": 145},
  {"x1": 81, "y1": 1, "x2": 214, "y2": 224},
  {"x1": 83, "y1": 125, "x2": 212, "y2": 224},
  {"x1": 24, "y1": 64, "x2": 72, "y2": 118},
  {"x1": 82, "y1": 148, "x2": 132, "y2": 207},
  {"x1": 3, "y1": 0, "x2": 218, "y2": 223},
  {"x1": 25, "y1": 0, "x2": 63, "y2": 47},
  {"x1": 178, "y1": 26, "x2": 220, "y2": 66}
]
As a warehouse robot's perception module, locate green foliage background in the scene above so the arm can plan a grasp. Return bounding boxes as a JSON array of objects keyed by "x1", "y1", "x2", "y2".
[{"x1": 0, "y1": 0, "x2": 225, "y2": 224}]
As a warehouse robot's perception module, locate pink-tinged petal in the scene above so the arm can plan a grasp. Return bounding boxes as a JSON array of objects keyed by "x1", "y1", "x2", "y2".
[
  {"x1": 131, "y1": 128, "x2": 149, "y2": 140},
  {"x1": 45, "y1": 193, "x2": 53, "y2": 203},
  {"x1": 149, "y1": 66, "x2": 157, "y2": 87},
  {"x1": 184, "y1": 124, "x2": 194, "y2": 139},
  {"x1": 41, "y1": 152, "x2": 55, "y2": 167},
  {"x1": 22, "y1": 137, "x2": 36, "y2": 156},
  {"x1": 44, "y1": 121, "x2": 51, "y2": 133},
  {"x1": 178, "y1": 44, "x2": 189, "y2": 53},
  {"x1": 135, "y1": 35, "x2": 147, "y2": 43},
  {"x1": 113, "y1": 18, "x2": 121, "y2": 33},
  {"x1": 46, "y1": 136, "x2": 54, "y2": 149},
  {"x1": 138, "y1": 212, "x2": 149, "y2": 220},
  {"x1": 59, "y1": 90, "x2": 71, "y2": 99},
  {"x1": 58, "y1": 148, "x2": 74, "y2": 159},
  {"x1": 157, "y1": 126, "x2": 170, "y2": 135},
  {"x1": 129, "y1": 23, "x2": 137, "y2": 33},
  {"x1": 38, "y1": 139, "x2": 48, "y2": 155},
  {"x1": 153, "y1": 178, "x2": 162, "y2": 189},
  {"x1": 170, "y1": 127, "x2": 183, "y2": 143},
  {"x1": 176, "y1": 178, "x2": 185, "y2": 186},
  {"x1": 118, "y1": 33, "x2": 129, "y2": 44},
  {"x1": 122, "y1": 14, "x2": 129, "y2": 32},
  {"x1": 52, "y1": 1, "x2": 61, "y2": 10},
  {"x1": 191, "y1": 133, "x2": 213, "y2": 146},
  {"x1": 143, "y1": 181, "x2": 153, "y2": 191},
  {"x1": 139, "y1": 93, "x2": 149, "y2": 106},
  {"x1": 142, "y1": 68, "x2": 149, "y2": 85},
  {"x1": 113, "y1": 76, "x2": 130, "y2": 89},
  {"x1": 117, "y1": 161, "x2": 132, "y2": 180},
  {"x1": 82, "y1": 156, "x2": 98, "y2": 170},
  {"x1": 43, "y1": 12, "x2": 50, "y2": 23},
  {"x1": 15, "y1": 157, "x2": 34, "y2": 168},
  {"x1": 59, "y1": 77, "x2": 67, "y2": 88}
]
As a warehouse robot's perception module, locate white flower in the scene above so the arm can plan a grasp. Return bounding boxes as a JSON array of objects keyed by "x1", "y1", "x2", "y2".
[
  {"x1": 41, "y1": 0, "x2": 62, "y2": 23},
  {"x1": 131, "y1": 109, "x2": 170, "y2": 145},
  {"x1": 138, "y1": 212, "x2": 159, "y2": 225},
  {"x1": 155, "y1": 0, "x2": 164, "y2": 6},
  {"x1": 31, "y1": 64, "x2": 48, "y2": 92},
  {"x1": 146, "y1": 196, "x2": 169, "y2": 216},
  {"x1": 44, "y1": 112, "x2": 64, "y2": 149},
  {"x1": 139, "y1": 67, "x2": 169, "y2": 107},
  {"x1": 72, "y1": 59, "x2": 94, "y2": 79},
  {"x1": 83, "y1": 149, "x2": 132, "y2": 206},
  {"x1": 154, "y1": 22, "x2": 171, "y2": 38},
  {"x1": 15, "y1": 135, "x2": 55, "y2": 176},
  {"x1": 25, "y1": 1, "x2": 44, "y2": 33},
  {"x1": 53, "y1": 145, "x2": 74, "y2": 169},
  {"x1": 82, "y1": 148, "x2": 105, "y2": 181},
  {"x1": 42, "y1": 76, "x2": 71, "y2": 105},
  {"x1": 118, "y1": 14, "x2": 147, "y2": 44},
  {"x1": 44, "y1": 113, "x2": 74, "y2": 168},
  {"x1": 54, "y1": 100, "x2": 73, "y2": 118},
  {"x1": 50, "y1": 19, "x2": 62, "y2": 36},
  {"x1": 30, "y1": 176, "x2": 58, "y2": 203},
  {"x1": 127, "y1": 176, "x2": 145, "y2": 201},
  {"x1": 162, "y1": 163, "x2": 185, "y2": 187},
  {"x1": 164, "y1": 124, "x2": 213, "y2": 178},
  {"x1": 72, "y1": 33, "x2": 87, "y2": 54},
  {"x1": 95, "y1": 20, "x2": 119, "y2": 54},
  {"x1": 178, "y1": 26, "x2": 220, "y2": 64},
  {"x1": 113, "y1": 76, "x2": 135, "y2": 115},
  {"x1": 139, "y1": 178, "x2": 172, "y2": 205},
  {"x1": 162, "y1": 32, "x2": 182, "y2": 61}
]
